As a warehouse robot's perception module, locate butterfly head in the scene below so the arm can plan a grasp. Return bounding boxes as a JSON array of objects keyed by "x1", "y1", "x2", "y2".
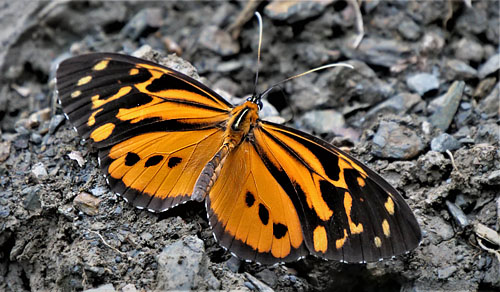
[{"x1": 247, "y1": 94, "x2": 264, "y2": 110}]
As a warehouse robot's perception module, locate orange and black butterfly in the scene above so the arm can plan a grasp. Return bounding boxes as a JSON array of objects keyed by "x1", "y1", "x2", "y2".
[{"x1": 56, "y1": 51, "x2": 421, "y2": 264}]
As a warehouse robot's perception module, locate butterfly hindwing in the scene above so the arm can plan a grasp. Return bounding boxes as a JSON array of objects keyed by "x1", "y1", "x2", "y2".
[
  {"x1": 57, "y1": 53, "x2": 232, "y2": 211},
  {"x1": 206, "y1": 140, "x2": 309, "y2": 264}
]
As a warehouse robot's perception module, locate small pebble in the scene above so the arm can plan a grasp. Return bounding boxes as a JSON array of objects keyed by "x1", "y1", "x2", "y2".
[
  {"x1": 430, "y1": 133, "x2": 461, "y2": 152},
  {"x1": 73, "y1": 192, "x2": 102, "y2": 216},
  {"x1": 406, "y1": 73, "x2": 439, "y2": 96},
  {"x1": 371, "y1": 121, "x2": 424, "y2": 159},
  {"x1": 31, "y1": 162, "x2": 49, "y2": 181}
]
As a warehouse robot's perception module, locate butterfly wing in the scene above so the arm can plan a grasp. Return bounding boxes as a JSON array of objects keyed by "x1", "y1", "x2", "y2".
[
  {"x1": 207, "y1": 119, "x2": 420, "y2": 263},
  {"x1": 206, "y1": 140, "x2": 309, "y2": 264},
  {"x1": 253, "y1": 121, "x2": 422, "y2": 263},
  {"x1": 56, "y1": 53, "x2": 231, "y2": 211}
]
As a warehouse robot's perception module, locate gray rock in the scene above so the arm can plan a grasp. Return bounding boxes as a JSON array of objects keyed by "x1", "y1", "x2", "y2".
[
  {"x1": 428, "y1": 81, "x2": 465, "y2": 131},
  {"x1": 0, "y1": 140, "x2": 10, "y2": 162},
  {"x1": 0, "y1": 205, "x2": 10, "y2": 218},
  {"x1": 477, "y1": 82, "x2": 499, "y2": 118},
  {"x1": 13, "y1": 133, "x2": 29, "y2": 149},
  {"x1": 444, "y1": 59, "x2": 478, "y2": 80},
  {"x1": 478, "y1": 53, "x2": 500, "y2": 79},
  {"x1": 156, "y1": 236, "x2": 220, "y2": 291},
  {"x1": 438, "y1": 266, "x2": 457, "y2": 279},
  {"x1": 445, "y1": 200, "x2": 469, "y2": 228},
  {"x1": 320, "y1": 60, "x2": 394, "y2": 109},
  {"x1": 456, "y1": 6, "x2": 487, "y2": 35},
  {"x1": 23, "y1": 189, "x2": 41, "y2": 211},
  {"x1": 343, "y1": 37, "x2": 412, "y2": 68},
  {"x1": 398, "y1": 18, "x2": 421, "y2": 40},
  {"x1": 453, "y1": 37, "x2": 484, "y2": 63},
  {"x1": 83, "y1": 283, "x2": 115, "y2": 292},
  {"x1": 121, "y1": 8, "x2": 163, "y2": 40},
  {"x1": 363, "y1": 93, "x2": 422, "y2": 125},
  {"x1": 198, "y1": 26, "x2": 240, "y2": 56},
  {"x1": 256, "y1": 269, "x2": 278, "y2": 287},
  {"x1": 406, "y1": 73, "x2": 439, "y2": 96},
  {"x1": 487, "y1": 170, "x2": 500, "y2": 185},
  {"x1": 371, "y1": 121, "x2": 424, "y2": 159},
  {"x1": 475, "y1": 123, "x2": 500, "y2": 144},
  {"x1": 49, "y1": 114, "x2": 66, "y2": 135},
  {"x1": 431, "y1": 133, "x2": 461, "y2": 152},
  {"x1": 264, "y1": 0, "x2": 333, "y2": 23},
  {"x1": 31, "y1": 162, "x2": 48, "y2": 181},
  {"x1": 296, "y1": 109, "x2": 345, "y2": 134}
]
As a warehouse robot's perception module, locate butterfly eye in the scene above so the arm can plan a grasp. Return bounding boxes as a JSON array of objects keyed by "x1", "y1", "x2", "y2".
[{"x1": 257, "y1": 100, "x2": 263, "y2": 110}]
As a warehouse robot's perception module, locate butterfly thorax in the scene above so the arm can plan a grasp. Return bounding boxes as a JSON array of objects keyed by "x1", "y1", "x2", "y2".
[
  {"x1": 224, "y1": 101, "x2": 259, "y2": 147},
  {"x1": 192, "y1": 101, "x2": 259, "y2": 202}
]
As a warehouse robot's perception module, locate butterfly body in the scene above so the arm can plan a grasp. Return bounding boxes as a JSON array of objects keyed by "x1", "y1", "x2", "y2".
[{"x1": 57, "y1": 53, "x2": 421, "y2": 264}]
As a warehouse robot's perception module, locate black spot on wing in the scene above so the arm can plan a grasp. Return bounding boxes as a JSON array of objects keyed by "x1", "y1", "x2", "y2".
[
  {"x1": 168, "y1": 157, "x2": 182, "y2": 168},
  {"x1": 258, "y1": 204, "x2": 269, "y2": 225},
  {"x1": 145, "y1": 155, "x2": 163, "y2": 167},
  {"x1": 245, "y1": 191, "x2": 255, "y2": 207},
  {"x1": 125, "y1": 152, "x2": 140, "y2": 166},
  {"x1": 273, "y1": 223, "x2": 288, "y2": 239}
]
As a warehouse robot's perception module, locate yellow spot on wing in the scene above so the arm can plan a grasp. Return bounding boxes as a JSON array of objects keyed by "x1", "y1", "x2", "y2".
[
  {"x1": 87, "y1": 108, "x2": 103, "y2": 126},
  {"x1": 374, "y1": 236, "x2": 382, "y2": 247},
  {"x1": 335, "y1": 229, "x2": 348, "y2": 249},
  {"x1": 91, "y1": 86, "x2": 131, "y2": 109},
  {"x1": 313, "y1": 226, "x2": 328, "y2": 253},
  {"x1": 93, "y1": 59, "x2": 109, "y2": 71},
  {"x1": 385, "y1": 197, "x2": 395, "y2": 215},
  {"x1": 357, "y1": 176, "x2": 366, "y2": 187},
  {"x1": 343, "y1": 192, "x2": 364, "y2": 234},
  {"x1": 77, "y1": 76, "x2": 92, "y2": 86},
  {"x1": 71, "y1": 90, "x2": 81, "y2": 98},
  {"x1": 129, "y1": 68, "x2": 139, "y2": 75},
  {"x1": 90, "y1": 123, "x2": 115, "y2": 142},
  {"x1": 382, "y1": 219, "x2": 390, "y2": 237}
]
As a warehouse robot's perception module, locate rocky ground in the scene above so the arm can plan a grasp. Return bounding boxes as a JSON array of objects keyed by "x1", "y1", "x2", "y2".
[{"x1": 0, "y1": 0, "x2": 499, "y2": 291}]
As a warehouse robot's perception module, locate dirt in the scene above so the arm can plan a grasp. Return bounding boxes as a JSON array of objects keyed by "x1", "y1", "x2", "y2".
[{"x1": 1, "y1": 1, "x2": 499, "y2": 291}]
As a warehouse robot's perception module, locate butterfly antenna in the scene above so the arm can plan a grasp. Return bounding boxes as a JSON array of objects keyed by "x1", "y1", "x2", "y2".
[
  {"x1": 252, "y1": 11, "x2": 263, "y2": 97},
  {"x1": 259, "y1": 63, "x2": 354, "y2": 99}
]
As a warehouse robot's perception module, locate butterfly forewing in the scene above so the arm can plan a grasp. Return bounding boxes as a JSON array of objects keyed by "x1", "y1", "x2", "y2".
[
  {"x1": 56, "y1": 53, "x2": 232, "y2": 211},
  {"x1": 254, "y1": 121, "x2": 421, "y2": 262}
]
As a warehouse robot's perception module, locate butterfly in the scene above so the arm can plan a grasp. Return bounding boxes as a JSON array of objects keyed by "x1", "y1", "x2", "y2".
[{"x1": 56, "y1": 52, "x2": 421, "y2": 264}]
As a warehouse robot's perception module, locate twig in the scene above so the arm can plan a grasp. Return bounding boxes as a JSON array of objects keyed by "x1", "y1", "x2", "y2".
[
  {"x1": 88, "y1": 229, "x2": 128, "y2": 257},
  {"x1": 446, "y1": 149, "x2": 465, "y2": 178},
  {"x1": 348, "y1": 0, "x2": 364, "y2": 48},
  {"x1": 227, "y1": 0, "x2": 261, "y2": 40}
]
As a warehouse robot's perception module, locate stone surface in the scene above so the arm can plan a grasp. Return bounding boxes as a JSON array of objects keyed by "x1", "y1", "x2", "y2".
[
  {"x1": 371, "y1": 121, "x2": 424, "y2": 159},
  {"x1": 264, "y1": 0, "x2": 334, "y2": 23},
  {"x1": 478, "y1": 53, "x2": 500, "y2": 79},
  {"x1": 406, "y1": 73, "x2": 439, "y2": 96},
  {"x1": 428, "y1": 81, "x2": 465, "y2": 131},
  {"x1": 430, "y1": 133, "x2": 461, "y2": 153},
  {"x1": 296, "y1": 109, "x2": 345, "y2": 134},
  {"x1": 156, "y1": 236, "x2": 220, "y2": 291},
  {"x1": 73, "y1": 192, "x2": 102, "y2": 216},
  {"x1": 198, "y1": 26, "x2": 240, "y2": 56}
]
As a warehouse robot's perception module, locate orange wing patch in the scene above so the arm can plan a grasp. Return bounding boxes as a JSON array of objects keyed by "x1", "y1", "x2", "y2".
[{"x1": 207, "y1": 141, "x2": 308, "y2": 264}]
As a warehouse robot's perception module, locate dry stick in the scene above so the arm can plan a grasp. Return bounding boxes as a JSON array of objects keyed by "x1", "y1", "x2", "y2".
[
  {"x1": 88, "y1": 229, "x2": 128, "y2": 258},
  {"x1": 227, "y1": 0, "x2": 261, "y2": 40},
  {"x1": 446, "y1": 150, "x2": 465, "y2": 178},
  {"x1": 348, "y1": 0, "x2": 364, "y2": 48}
]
